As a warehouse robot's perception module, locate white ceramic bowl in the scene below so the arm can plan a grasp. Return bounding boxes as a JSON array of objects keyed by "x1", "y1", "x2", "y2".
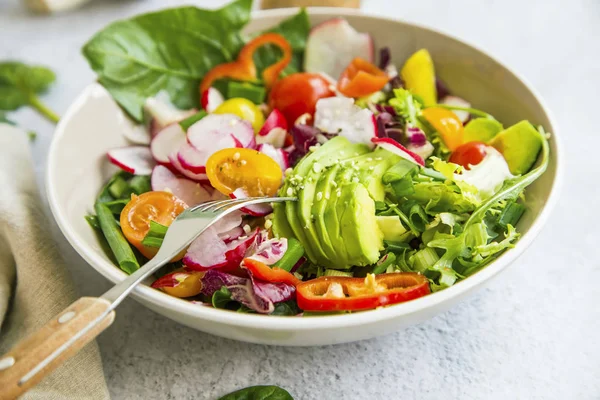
[{"x1": 47, "y1": 8, "x2": 562, "y2": 346}]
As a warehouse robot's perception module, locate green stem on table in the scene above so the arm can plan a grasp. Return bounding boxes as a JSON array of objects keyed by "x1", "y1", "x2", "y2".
[{"x1": 28, "y1": 94, "x2": 60, "y2": 124}]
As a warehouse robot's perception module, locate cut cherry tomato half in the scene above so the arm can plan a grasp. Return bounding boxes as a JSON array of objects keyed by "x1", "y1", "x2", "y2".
[
  {"x1": 120, "y1": 191, "x2": 187, "y2": 259},
  {"x1": 449, "y1": 141, "x2": 488, "y2": 169},
  {"x1": 268, "y1": 73, "x2": 335, "y2": 126},
  {"x1": 242, "y1": 258, "x2": 301, "y2": 286},
  {"x1": 296, "y1": 272, "x2": 430, "y2": 312},
  {"x1": 151, "y1": 268, "x2": 205, "y2": 298},
  {"x1": 421, "y1": 107, "x2": 465, "y2": 151},
  {"x1": 337, "y1": 57, "x2": 389, "y2": 98},
  {"x1": 206, "y1": 148, "x2": 283, "y2": 197}
]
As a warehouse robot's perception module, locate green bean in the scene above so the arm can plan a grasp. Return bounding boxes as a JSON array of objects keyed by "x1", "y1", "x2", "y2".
[{"x1": 95, "y1": 202, "x2": 139, "y2": 274}]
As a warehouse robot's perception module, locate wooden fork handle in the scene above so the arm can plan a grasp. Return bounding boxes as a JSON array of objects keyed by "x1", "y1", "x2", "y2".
[{"x1": 0, "y1": 297, "x2": 115, "y2": 400}]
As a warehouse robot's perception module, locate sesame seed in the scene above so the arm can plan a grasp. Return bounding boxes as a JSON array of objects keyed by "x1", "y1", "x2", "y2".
[
  {"x1": 366, "y1": 157, "x2": 373, "y2": 162},
  {"x1": 309, "y1": 146, "x2": 317, "y2": 152},
  {"x1": 313, "y1": 163, "x2": 323, "y2": 173},
  {"x1": 325, "y1": 192, "x2": 331, "y2": 200},
  {"x1": 240, "y1": 160, "x2": 247, "y2": 166},
  {"x1": 337, "y1": 189, "x2": 342, "y2": 197},
  {"x1": 316, "y1": 192, "x2": 323, "y2": 201},
  {"x1": 233, "y1": 152, "x2": 240, "y2": 161},
  {"x1": 243, "y1": 224, "x2": 251, "y2": 234},
  {"x1": 352, "y1": 177, "x2": 359, "y2": 183},
  {"x1": 238, "y1": 235, "x2": 247, "y2": 240},
  {"x1": 375, "y1": 157, "x2": 383, "y2": 161},
  {"x1": 369, "y1": 166, "x2": 375, "y2": 171},
  {"x1": 264, "y1": 220, "x2": 273, "y2": 230},
  {"x1": 265, "y1": 213, "x2": 274, "y2": 220},
  {"x1": 285, "y1": 168, "x2": 293, "y2": 176},
  {"x1": 286, "y1": 187, "x2": 294, "y2": 196},
  {"x1": 331, "y1": 181, "x2": 337, "y2": 187}
]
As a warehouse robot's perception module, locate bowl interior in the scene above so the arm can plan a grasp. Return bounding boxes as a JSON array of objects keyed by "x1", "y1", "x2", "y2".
[{"x1": 47, "y1": 8, "x2": 560, "y2": 335}]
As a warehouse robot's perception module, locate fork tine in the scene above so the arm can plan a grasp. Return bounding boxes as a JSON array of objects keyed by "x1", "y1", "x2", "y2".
[{"x1": 211, "y1": 197, "x2": 253, "y2": 212}]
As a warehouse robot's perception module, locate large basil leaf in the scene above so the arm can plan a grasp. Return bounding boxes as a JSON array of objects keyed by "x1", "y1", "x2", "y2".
[
  {"x1": 218, "y1": 385, "x2": 293, "y2": 400},
  {"x1": 82, "y1": 0, "x2": 253, "y2": 121}
]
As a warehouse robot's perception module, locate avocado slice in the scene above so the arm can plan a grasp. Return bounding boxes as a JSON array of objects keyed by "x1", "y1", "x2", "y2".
[
  {"x1": 281, "y1": 136, "x2": 359, "y2": 263},
  {"x1": 297, "y1": 143, "x2": 370, "y2": 265},
  {"x1": 271, "y1": 202, "x2": 294, "y2": 239},
  {"x1": 463, "y1": 118, "x2": 503, "y2": 143},
  {"x1": 489, "y1": 120, "x2": 542, "y2": 175},
  {"x1": 324, "y1": 167, "x2": 355, "y2": 268},
  {"x1": 312, "y1": 164, "x2": 340, "y2": 265},
  {"x1": 337, "y1": 182, "x2": 383, "y2": 266},
  {"x1": 352, "y1": 148, "x2": 400, "y2": 201},
  {"x1": 376, "y1": 216, "x2": 408, "y2": 241}
]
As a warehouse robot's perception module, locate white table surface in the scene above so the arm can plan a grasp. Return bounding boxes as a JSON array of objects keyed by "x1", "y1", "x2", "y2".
[{"x1": 1, "y1": 0, "x2": 598, "y2": 399}]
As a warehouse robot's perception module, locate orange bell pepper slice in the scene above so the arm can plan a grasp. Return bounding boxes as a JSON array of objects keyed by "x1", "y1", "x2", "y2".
[
  {"x1": 337, "y1": 57, "x2": 389, "y2": 98},
  {"x1": 200, "y1": 33, "x2": 292, "y2": 94},
  {"x1": 242, "y1": 258, "x2": 301, "y2": 287},
  {"x1": 296, "y1": 273, "x2": 430, "y2": 312},
  {"x1": 421, "y1": 107, "x2": 465, "y2": 151}
]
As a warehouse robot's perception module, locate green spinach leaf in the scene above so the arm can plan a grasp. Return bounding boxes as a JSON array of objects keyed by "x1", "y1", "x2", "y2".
[
  {"x1": 82, "y1": 0, "x2": 253, "y2": 121},
  {"x1": 218, "y1": 385, "x2": 293, "y2": 400},
  {"x1": 212, "y1": 286, "x2": 239, "y2": 310},
  {"x1": 0, "y1": 61, "x2": 59, "y2": 123}
]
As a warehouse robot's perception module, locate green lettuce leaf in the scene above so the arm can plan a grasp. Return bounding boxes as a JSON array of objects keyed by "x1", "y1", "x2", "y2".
[
  {"x1": 389, "y1": 88, "x2": 422, "y2": 127},
  {"x1": 82, "y1": 0, "x2": 253, "y2": 121}
]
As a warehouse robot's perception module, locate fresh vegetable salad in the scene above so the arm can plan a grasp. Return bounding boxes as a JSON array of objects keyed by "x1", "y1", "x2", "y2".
[{"x1": 84, "y1": 0, "x2": 549, "y2": 316}]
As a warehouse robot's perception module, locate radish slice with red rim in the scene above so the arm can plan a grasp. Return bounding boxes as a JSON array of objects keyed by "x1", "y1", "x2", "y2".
[
  {"x1": 151, "y1": 165, "x2": 212, "y2": 206},
  {"x1": 229, "y1": 188, "x2": 273, "y2": 217},
  {"x1": 371, "y1": 137, "x2": 425, "y2": 166},
  {"x1": 151, "y1": 124, "x2": 186, "y2": 165},
  {"x1": 201, "y1": 87, "x2": 224, "y2": 113},
  {"x1": 183, "y1": 226, "x2": 228, "y2": 270},
  {"x1": 143, "y1": 96, "x2": 196, "y2": 130},
  {"x1": 304, "y1": 18, "x2": 374, "y2": 80},
  {"x1": 257, "y1": 143, "x2": 290, "y2": 172},
  {"x1": 257, "y1": 109, "x2": 288, "y2": 148},
  {"x1": 440, "y1": 95, "x2": 471, "y2": 123},
  {"x1": 168, "y1": 152, "x2": 209, "y2": 182},
  {"x1": 187, "y1": 114, "x2": 254, "y2": 151},
  {"x1": 107, "y1": 146, "x2": 155, "y2": 175},
  {"x1": 219, "y1": 226, "x2": 244, "y2": 243},
  {"x1": 177, "y1": 143, "x2": 208, "y2": 174}
]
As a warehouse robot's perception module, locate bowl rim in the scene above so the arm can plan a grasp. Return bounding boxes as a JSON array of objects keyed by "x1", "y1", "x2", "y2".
[{"x1": 47, "y1": 7, "x2": 563, "y2": 332}]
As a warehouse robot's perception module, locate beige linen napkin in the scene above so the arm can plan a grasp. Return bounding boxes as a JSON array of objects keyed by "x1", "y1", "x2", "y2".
[{"x1": 0, "y1": 124, "x2": 110, "y2": 399}]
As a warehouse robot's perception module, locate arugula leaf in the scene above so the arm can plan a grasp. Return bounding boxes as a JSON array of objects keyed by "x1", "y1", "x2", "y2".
[
  {"x1": 270, "y1": 300, "x2": 301, "y2": 316},
  {"x1": 82, "y1": 0, "x2": 253, "y2": 121},
  {"x1": 218, "y1": 385, "x2": 293, "y2": 400},
  {"x1": 252, "y1": 8, "x2": 311, "y2": 77},
  {"x1": 0, "y1": 61, "x2": 59, "y2": 123}
]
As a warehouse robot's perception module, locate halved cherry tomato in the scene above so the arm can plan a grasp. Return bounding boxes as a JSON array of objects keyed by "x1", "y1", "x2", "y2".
[
  {"x1": 421, "y1": 107, "x2": 464, "y2": 151},
  {"x1": 120, "y1": 191, "x2": 187, "y2": 259},
  {"x1": 199, "y1": 33, "x2": 292, "y2": 94},
  {"x1": 151, "y1": 268, "x2": 205, "y2": 298},
  {"x1": 213, "y1": 98, "x2": 265, "y2": 133},
  {"x1": 242, "y1": 258, "x2": 301, "y2": 286},
  {"x1": 296, "y1": 273, "x2": 430, "y2": 312},
  {"x1": 269, "y1": 73, "x2": 335, "y2": 126},
  {"x1": 337, "y1": 58, "x2": 389, "y2": 98},
  {"x1": 449, "y1": 141, "x2": 488, "y2": 169},
  {"x1": 206, "y1": 148, "x2": 283, "y2": 197}
]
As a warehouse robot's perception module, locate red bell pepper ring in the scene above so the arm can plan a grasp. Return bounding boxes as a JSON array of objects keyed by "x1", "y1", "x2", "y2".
[
  {"x1": 199, "y1": 33, "x2": 292, "y2": 94},
  {"x1": 241, "y1": 258, "x2": 301, "y2": 287},
  {"x1": 337, "y1": 57, "x2": 389, "y2": 98},
  {"x1": 296, "y1": 272, "x2": 430, "y2": 312}
]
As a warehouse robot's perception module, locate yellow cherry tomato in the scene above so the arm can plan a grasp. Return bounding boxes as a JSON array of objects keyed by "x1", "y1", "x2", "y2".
[
  {"x1": 162, "y1": 269, "x2": 205, "y2": 298},
  {"x1": 206, "y1": 148, "x2": 282, "y2": 197},
  {"x1": 212, "y1": 98, "x2": 265, "y2": 133},
  {"x1": 400, "y1": 49, "x2": 437, "y2": 106},
  {"x1": 422, "y1": 107, "x2": 465, "y2": 151}
]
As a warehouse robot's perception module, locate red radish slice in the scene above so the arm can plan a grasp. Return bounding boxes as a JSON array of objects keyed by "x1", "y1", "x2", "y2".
[
  {"x1": 107, "y1": 146, "x2": 155, "y2": 175},
  {"x1": 151, "y1": 124, "x2": 186, "y2": 165},
  {"x1": 211, "y1": 211, "x2": 243, "y2": 235},
  {"x1": 372, "y1": 137, "x2": 425, "y2": 166},
  {"x1": 183, "y1": 226, "x2": 228, "y2": 270},
  {"x1": 187, "y1": 114, "x2": 254, "y2": 151},
  {"x1": 304, "y1": 18, "x2": 374, "y2": 79},
  {"x1": 257, "y1": 143, "x2": 289, "y2": 172},
  {"x1": 257, "y1": 110, "x2": 288, "y2": 148},
  {"x1": 151, "y1": 165, "x2": 212, "y2": 206},
  {"x1": 229, "y1": 188, "x2": 273, "y2": 217},
  {"x1": 314, "y1": 97, "x2": 377, "y2": 147},
  {"x1": 168, "y1": 152, "x2": 209, "y2": 182},
  {"x1": 440, "y1": 95, "x2": 471, "y2": 123},
  {"x1": 177, "y1": 143, "x2": 208, "y2": 174},
  {"x1": 219, "y1": 226, "x2": 244, "y2": 243},
  {"x1": 201, "y1": 87, "x2": 224, "y2": 113},
  {"x1": 144, "y1": 96, "x2": 196, "y2": 130},
  {"x1": 222, "y1": 228, "x2": 260, "y2": 271}
]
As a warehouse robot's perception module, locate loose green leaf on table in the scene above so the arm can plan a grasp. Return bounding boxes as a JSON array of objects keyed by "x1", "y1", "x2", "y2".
[
  {"x1": 0, "y1": 61, "x2": 59, "y2": 123},
  {"x1": 218, "y1": 385, "x2": 294, "y2": 400}
]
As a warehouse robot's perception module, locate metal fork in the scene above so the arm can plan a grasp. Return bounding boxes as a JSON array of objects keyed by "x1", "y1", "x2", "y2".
[{"x1": 0, "y1": 196, "x2": 296, "y2": 399}]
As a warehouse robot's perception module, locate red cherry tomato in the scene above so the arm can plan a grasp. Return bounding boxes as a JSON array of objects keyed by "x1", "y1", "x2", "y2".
[
  {"x1": 449, "y1": 141, "x2": 488, "y2": 169},
  {"x1": 268, "y1": 73, "x2": 335, "y2": 126}
]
